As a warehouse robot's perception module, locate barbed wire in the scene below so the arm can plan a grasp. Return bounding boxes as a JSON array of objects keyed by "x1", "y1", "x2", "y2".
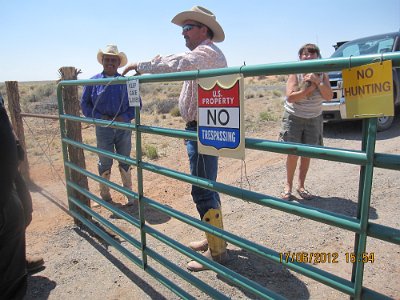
[
  {"x1": 23, "y1": 117, "x2": 66, "y2": 187},
  {"x1": 240, "y1": 159, "x2": 251, "y2": 191}
]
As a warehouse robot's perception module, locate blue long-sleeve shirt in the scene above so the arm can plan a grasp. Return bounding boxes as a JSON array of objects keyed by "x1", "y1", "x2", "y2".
[{"x1": 80, "y1": 72, "x2": 136, "y2": 122}]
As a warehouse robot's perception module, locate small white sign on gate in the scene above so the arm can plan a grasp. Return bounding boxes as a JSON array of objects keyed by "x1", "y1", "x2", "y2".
[{"x1": 126, "y1": 79, "x2": 140, "y2": 107}]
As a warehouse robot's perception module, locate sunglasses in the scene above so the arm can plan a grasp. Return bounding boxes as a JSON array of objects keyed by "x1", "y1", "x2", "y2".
[
  {"x1": 103, "y1": 57, "x2": 119, "y2": 63},
  {"x1": 182, "y1": 24, "x2": 202, "y2": 32}
]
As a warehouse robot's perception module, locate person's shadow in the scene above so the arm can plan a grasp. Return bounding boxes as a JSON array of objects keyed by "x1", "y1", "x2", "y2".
[
  {"x1": 24, "y1": 275, "x2": 56, "y2": 300},
  {"x1": 295, "y1": 195, "x2": 378, "y2": 220},
  {"x1": 219, "y1": 248, "x2": 310, "y2": 299},
  {"x1": 324, "y1": 114, "x2": 400, "y2": 141},
  {"x1": 73, "y1": 228, "x2": 169, "y2": 299},
  {"x1": 110, "y1": 202, "x2": 172, "y2": 225}
]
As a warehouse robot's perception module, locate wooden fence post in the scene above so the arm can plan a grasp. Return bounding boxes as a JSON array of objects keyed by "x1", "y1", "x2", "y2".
[
  {"x1": 59, "y1": 66, "x2": 91, "y2": 224},
  {"x1": 5, "y1": 81, "x2": 30, "y2": 182}
]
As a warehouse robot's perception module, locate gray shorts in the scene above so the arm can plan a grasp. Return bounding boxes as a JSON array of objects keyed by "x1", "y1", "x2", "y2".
[{"x1": 279, "y1": 111, "x2": 323, "y2": 146}]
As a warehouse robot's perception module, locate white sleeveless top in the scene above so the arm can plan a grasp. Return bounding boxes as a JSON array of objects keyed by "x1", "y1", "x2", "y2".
[{"x1": 284, "y1": 74, "x2": 324, "y2": 119}]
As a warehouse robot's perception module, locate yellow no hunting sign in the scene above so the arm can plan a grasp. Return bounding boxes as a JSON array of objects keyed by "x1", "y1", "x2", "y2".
[{"x1": 342, "y1": 60, "x2": 394, "y2": 118}]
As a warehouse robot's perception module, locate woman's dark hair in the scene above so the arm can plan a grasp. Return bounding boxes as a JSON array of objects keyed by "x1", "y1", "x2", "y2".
[{"x1": 298, "y1": 43, "x2": 321, "y2": 58}]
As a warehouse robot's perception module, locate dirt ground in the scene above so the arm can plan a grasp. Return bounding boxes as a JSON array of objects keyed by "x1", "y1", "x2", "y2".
[{"x1": 22, "y1": 93, "x2": 399, "y2": 299}]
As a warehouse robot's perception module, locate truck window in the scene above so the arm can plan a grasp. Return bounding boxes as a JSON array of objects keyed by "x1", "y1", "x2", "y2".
[
  {"x1": 342, "y1": 44, "x2": 360, "y2": 57},
  {"x1": 332, "y1": 36, "x2": 395, "y2": 58},
  {"x1": 378, "y1": 39, "x2": 394, "y2": 53}
]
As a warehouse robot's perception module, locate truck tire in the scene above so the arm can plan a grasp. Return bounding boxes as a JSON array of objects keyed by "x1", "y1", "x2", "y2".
[{"x1": 377, "y1": 116, "x2": 394, "y2": 132}]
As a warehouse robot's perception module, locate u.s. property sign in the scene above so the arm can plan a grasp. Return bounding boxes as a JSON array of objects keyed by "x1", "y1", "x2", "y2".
[{"x1": 197, "y1": 74, "x2": 245, "y2": 160}]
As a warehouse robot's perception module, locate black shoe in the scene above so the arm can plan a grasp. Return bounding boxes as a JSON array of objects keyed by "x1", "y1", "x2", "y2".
[{"x1": 26, "y1": 256, "x2": 44, "y2": 274}]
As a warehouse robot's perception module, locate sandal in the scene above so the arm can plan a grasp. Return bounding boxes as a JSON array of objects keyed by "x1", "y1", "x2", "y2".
[
  {"x1": 296, "y1": 188, "x2": 313, "y2": 200},
  {"x1": 281, "y1": 191, "x2": 293, "y2": 201}
]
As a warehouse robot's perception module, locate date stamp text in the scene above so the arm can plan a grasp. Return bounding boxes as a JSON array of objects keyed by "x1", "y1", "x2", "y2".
[{"x1": 279, "y1": 252, "x2": 375, "y2": 264}]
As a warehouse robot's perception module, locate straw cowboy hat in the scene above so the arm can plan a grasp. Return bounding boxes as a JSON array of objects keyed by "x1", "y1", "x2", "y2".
[
  {"x1": 171, "y1": 6, "x2": 225, "y2": 42},
  {"x1": 97, "y1": 45, "x2": 128, "y2": 68}
]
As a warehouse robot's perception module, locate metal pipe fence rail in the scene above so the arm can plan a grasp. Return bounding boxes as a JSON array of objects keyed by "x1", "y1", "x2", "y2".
[{"x1": 57, "y1": 52, "x2": 400, "y2": 300}]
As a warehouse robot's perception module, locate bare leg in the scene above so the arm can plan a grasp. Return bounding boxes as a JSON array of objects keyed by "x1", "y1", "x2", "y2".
[
  {"x1": 298, "y1": 156, "x2": 311, "y2": 190},
  {"x1": 285, "y1": 154, "x2": 299, "y2": 193}
]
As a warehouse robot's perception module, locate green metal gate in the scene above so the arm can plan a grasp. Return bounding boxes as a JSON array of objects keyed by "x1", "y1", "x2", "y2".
[{"x1": 57, "y1": 52, "x2": 400, "y2": 299}]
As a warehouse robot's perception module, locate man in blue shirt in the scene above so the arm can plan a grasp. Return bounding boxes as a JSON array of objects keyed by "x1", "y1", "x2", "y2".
[{"x1": 81, "y1": 45, "x2": 136, "y2": 205}]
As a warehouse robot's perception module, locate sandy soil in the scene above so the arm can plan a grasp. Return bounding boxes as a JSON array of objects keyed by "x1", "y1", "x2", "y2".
[{"x1": 22, "y1": 97, "x2": 399, "y2": 299}]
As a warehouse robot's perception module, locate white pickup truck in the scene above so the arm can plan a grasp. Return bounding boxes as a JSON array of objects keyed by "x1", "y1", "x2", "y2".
[{"x1": 322, "y1": 31, "x2": 400, "y2": 131}]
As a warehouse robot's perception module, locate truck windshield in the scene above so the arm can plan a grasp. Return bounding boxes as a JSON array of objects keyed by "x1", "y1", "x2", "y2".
[{"x1": 331, "y1": 36, "x2": 394, "y2": 58}]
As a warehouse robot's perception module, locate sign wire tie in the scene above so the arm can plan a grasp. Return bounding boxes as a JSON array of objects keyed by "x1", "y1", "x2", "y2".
[
  {"x1": 239, "y1": 61, "x2": 246, "y2": 75},
  {"x1": 373, "y1": 52, "x2": 385, "y2": 65},
  {"x1": 348, "y1": 55, "x2": 353, "y2": 70}
]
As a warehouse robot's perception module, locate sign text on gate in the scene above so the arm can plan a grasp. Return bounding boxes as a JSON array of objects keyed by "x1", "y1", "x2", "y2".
[
  {"x1": 341, "y1": 60, "x2": 393, "y2": 118},
  {"x1": 197, "y1": 74, "x2": 245, "y2": 160}
]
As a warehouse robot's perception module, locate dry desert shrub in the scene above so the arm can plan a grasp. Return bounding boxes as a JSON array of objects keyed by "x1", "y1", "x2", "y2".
[
  {"x1": 259, "y1": 110, "x2": 278, "y2": 122},
  {"x1": 143, "y1": 144, "x2": 159, "y2": 160},
  {"x1": 272, "y1": 90, "x2": 282, "y2": 97},
  {"x1": 142, "y1": 98, "x2": 179, "y2": 115},
  {"x1": 170, "y1": 106, "x2": 181, "y2": 117}
]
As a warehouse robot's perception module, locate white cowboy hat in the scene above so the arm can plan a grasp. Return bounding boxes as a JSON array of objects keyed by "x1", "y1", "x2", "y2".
[
  {"x1": 97, "y1": 44, "x2": 128, "y2": 68},
  {"x1": 171, "y1": 6, "x2": 225, "y2": 43}
]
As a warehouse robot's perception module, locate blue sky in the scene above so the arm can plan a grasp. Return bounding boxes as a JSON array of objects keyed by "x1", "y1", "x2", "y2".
[{"x1": 1, "y1": 0, "x2": 399, "y2": 82}]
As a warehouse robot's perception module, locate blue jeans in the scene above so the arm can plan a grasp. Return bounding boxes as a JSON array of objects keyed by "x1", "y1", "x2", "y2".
[
  {"x1": 186, "y1": 125, "x2": 221, "y2": 219},
  {"x1": 96, "y1": 126, "x2": 131, "y2": 174}
]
